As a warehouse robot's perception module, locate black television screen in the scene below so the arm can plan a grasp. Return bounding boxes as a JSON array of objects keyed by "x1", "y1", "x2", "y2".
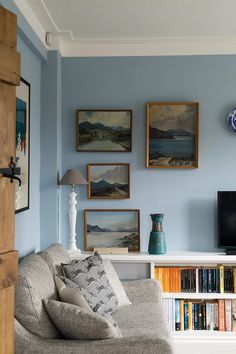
[{"x1": 218, "y1": 191, "x2": 236, "y2": 248}]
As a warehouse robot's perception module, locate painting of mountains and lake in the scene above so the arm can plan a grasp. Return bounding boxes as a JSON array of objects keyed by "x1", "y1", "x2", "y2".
[
  {"x1": 88, "y1": 163, "x2": 130, "y2": 199},
  {"x1": 146, "y1": 102, "x2": 199, "y2": 168},
  {"x1": 77, "y1": 110, "x2": 132, "y2": 151},
  {"x1": 84, "y1": 210, "x2": 140, "y2": 252}
]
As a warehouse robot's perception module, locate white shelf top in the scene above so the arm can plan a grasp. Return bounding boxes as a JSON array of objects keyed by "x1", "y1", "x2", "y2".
[
  {"x1": 163, "y1": 292, "x2": 236, "y2": 299},
  {"x1": 79, "y1": 251, "x2": 236, "y2": 264},
  {"x1": 173, "y1": 330, "x2": 236, "y2": 341}
]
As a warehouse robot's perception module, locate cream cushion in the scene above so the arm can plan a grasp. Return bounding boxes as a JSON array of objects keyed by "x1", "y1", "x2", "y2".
[
  {"x1": 54, "y1": 275, "x2": 92, "y2": 312},
  {"x1": 103, "y1": 260, "x2": 131, "y2": 308}
]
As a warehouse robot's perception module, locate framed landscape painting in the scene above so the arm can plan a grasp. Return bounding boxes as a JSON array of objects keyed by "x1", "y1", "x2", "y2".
[
  {"x1": 146, "y1": 102, "x2": 199, "y2": 168},
  {"x1": 15, "y1": 78, "x2": 30, "y2": 213},
  {"x1": 84, "y1": 209, "x2": 140, "y2": 252},
  {"x1": 88, "y1": 163, "x2": 130, "y2": 199},
  {"x1": 76, "y1": 110, "x2": 132, "y2": 152}
]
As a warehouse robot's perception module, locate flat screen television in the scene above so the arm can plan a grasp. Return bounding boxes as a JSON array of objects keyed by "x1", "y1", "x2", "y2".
[{"x1": 218, "y1": 191, "x2": 236, "y2": 254}]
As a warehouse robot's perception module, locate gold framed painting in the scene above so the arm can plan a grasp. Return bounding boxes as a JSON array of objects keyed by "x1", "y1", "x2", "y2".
[
  {"x1": 88, "y1": 163, "x2": 130, "y2": 199},
  {"x1": 84, "y1": 209, "x2": 140, "y2": 252},
  {"x1": 76, "y1": 109, "x2": 132, "y2": 152},
  {"x1": 146, "y1": 102, "x2": 199, "y2": 168}
]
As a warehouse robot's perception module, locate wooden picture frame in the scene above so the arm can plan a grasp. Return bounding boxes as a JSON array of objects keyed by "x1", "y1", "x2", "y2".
[
  {"x1": 146, "y1": 102, "x2": 199, "y2": 168},
  {"x1": 76, "y1": 109, "x2": 132, "y2": 152},
  {"x1": 15, "y1": 77, "x2": 30, "y2": 213},
  {"x1": 88, "y1": 163, "x2": 130, "y2": 199},
  {"x1": 84, "y1": 209, "x2": 140, "y2": 252}
]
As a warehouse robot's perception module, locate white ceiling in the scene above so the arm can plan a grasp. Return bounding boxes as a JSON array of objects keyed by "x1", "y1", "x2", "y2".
[{"x1": 13, "y1": 0, "x2": 236, "y2": 57}]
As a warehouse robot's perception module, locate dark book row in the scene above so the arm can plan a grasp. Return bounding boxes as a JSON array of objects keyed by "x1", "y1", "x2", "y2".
[{"x1": 181, "y1": 269, "x2": 196, "y2": 293}]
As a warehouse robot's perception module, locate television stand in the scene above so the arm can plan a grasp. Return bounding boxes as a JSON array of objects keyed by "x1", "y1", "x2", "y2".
[{"x1": 225, "y1": 248, "x2": 236, "y2": 255}]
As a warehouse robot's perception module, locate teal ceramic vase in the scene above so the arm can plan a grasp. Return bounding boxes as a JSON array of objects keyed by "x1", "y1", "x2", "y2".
[{"x1": 148, "y1": 214, "x2": 167, "y2": 255}]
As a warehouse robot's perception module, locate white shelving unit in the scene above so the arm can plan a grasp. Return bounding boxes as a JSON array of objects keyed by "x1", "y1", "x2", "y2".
[
  {"x1": 162, "y1": 292, "x2": 236, "y2": 299},
  {"x1": 79, "y1": 251, "x2": 236, "y2": 354}
]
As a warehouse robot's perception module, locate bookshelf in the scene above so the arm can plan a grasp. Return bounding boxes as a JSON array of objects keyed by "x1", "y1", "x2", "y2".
[
  {"x1": 150, "y1": 253, "x2": 236, "y2": 354},
  {"x1": 79, "y1": 251, "x2": 236, "y2": 354},
  {"x1": 163, "y1": 293, "x2": 236, "y2": 299}
]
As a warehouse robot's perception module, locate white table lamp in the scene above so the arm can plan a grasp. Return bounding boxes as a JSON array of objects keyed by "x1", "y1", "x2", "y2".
[{"x1": 59, "y1": 169, "x2": 87, "y2": 255}]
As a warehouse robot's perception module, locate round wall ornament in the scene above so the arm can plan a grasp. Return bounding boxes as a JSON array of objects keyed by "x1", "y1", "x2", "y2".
[{"x1": 227, "y1": 107, "x2": 236, "y2": 132}]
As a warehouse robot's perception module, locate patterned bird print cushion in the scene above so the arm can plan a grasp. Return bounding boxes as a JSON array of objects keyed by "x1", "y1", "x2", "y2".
[{"x1": 61, "y1": 252, "x2": 118, "y2": 315}]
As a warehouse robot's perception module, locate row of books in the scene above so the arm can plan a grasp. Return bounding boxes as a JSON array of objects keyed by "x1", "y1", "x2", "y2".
[
  {"x1": 163, "y1": 299, "x2": 236, "y2": 332},
  {"x1": 155, "y1": 266, "x2": 236, "y2": 293}
]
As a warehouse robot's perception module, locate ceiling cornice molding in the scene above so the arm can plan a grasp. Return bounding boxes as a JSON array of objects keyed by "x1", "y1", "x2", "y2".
[
  {"x1": 41, "y1": 0, "x2": 73, "y2": 40},
  {"x1": 59, "y1": 36, "x2": 236, "y2": 57},
  {"x1": 12, "y1": 0, "x2": 236, "y2": 58},
  {"x1": 13, "y1": 0, "x2": 48, "y2": 49}
]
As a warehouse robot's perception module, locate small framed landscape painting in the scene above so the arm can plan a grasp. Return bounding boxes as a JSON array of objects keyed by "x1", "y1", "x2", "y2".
[
  {"x1": 88, "y1": 163, "x2": 130, "y2": 199},
  {"x1": 76, "y1": 110, "x2": 132, "y2": 152},
  {"x1": 146, "y1": 102, "x2": 199, "y2": 168},
  {"x1": 84, "y1": 209, "x2": 140, "y2": 252},
  {"x1": 15, "y1": 77, "x2": 30, "y2": 213}
]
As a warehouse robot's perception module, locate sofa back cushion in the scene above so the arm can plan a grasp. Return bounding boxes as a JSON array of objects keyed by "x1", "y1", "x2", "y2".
[
  {"x1": 103, "y1": 260, "x2": 131, "y2": 308},
  {"x1": 37, "y1": 243, "x2": 71, "y2": 275},
  {"x1": 15, "y1": 254, "x2": 60, "y2": 338}
]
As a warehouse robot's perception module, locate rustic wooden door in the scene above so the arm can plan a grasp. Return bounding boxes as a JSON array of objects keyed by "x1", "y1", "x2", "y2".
[{"x1": 0, "y1": 7, "x2": 20, "y2": 354}]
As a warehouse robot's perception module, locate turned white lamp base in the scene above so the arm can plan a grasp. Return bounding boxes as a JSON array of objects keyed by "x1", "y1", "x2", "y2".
[
  {"x1": 59, "y1": 169, "x2": 87, "y2": 256},
  {"x1": 67, "y1": 186, "x2": 81, "y2": 255}
]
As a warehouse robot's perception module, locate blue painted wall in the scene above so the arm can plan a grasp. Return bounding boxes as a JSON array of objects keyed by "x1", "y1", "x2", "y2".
[
  {"x1": 15, "y1": 36, "x2": 42, "y2": 257},
  {"x1": 41, "y1": 51, "x2": 62, "y2": 249},
  {"x1": 61, "y1": 56, "x2": 236, "y2": 252}
]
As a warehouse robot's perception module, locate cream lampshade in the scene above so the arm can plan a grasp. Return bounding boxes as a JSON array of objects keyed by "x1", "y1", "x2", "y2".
[{"x1": 59, "y1": 169, "x2": 87, "y2": 254}]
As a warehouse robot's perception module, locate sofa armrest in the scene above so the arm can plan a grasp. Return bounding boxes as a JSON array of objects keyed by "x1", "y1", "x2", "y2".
[
  {"x1": 15, "y1": 318, "x2": 173, "y2": 354},
  {"x1": 122, "y1": 279, "x2": 163, "y2": 304}
]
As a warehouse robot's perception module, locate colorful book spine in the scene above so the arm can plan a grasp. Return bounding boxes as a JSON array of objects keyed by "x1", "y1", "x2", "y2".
[
  {"x1": 172, "y1": 299, "x2": 176, "y2": 332},
  {"x1": 169, "y1": 268, "x2": 174, "y2": 293},
  {"x1": 216, "y1": 269, "x2": 220, "y2": 293},
  {"x1": 218, "y1": 299, "x2": 225, "y2": 331},
  {"x1": 175, "y1": 300, "x2": 181, "y2": 331},
  {"x1": 188, "y1": 302, "x2": 193, "y2": 330},
  {"x1": 220, "y1": 266, "x2": 224, "y2": 294},
  {"x1": 199, "y1": 269, "x2": 203, "y2": 292},
  {"x1": 203, "y1": 269, "x2": 208, "y2": 293},
  {"x1": 225, "y1": 299, "x2": 232, "y2": 332},
  {"x1": 206, "y1": 302, "x2": 212, "y2": 330},
  {"x1": 213, "y1": 303, "x2": 219, "y2": 330},
  {"x1": 232, "y1": 299, "x2": 236, "y2": 332},
  {"x1": 234, "y1": 268, "x2": 236, "y2": 294},
  {"x1": 173, "y1": 268, "x2": 181, "y2": 292},
  {"x1": 180, "y1": 300, "x2": 184, "y2": 331},
  {"x1": 198, "y1": 303, "x2": 203, "y2": 330},
  {"x1": 184, "y1": 302, "x2": 188, "y2": 330},
  {"x1": 193, "y1": 303, "x2": 198, "y2": 330},
  {"x1": 202, "y1": 302, "x2": 206, "y2": 330},
  {"x1": 195, "y1": 269, "x2": 199, "y2": 293},
  {"x1": 163, "y1": 268, "x2": 170, "y2": 292}
]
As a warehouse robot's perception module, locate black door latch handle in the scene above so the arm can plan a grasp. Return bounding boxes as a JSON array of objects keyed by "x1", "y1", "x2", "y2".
[{"x1": 0, "y1": 157, "x2": 21, "y2": 186}]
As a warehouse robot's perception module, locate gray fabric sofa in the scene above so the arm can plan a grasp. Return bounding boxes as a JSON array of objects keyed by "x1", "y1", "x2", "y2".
[{"x1": 14, "y1": 243, "x2": 174, "y2": 354}]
